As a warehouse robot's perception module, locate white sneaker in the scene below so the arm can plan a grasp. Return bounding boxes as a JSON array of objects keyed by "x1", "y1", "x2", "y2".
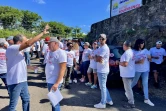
[
  {"x1": 73, "y1": 79, "x2": 77, "y2": 83},
  {"x1": 69, "y1": 80, "x2": 72, "y2": 84},
  {"x1": 144, "y1": 99, "x2": 154, "y2": 106},
  {"x1": 91, "y1": 85, "x2": 98, "y2": 89},
  {"x1": 85, "y1": 82, "x2": 92, "y2": 86},
  {"x1": 107, "y1": 101, "x2": 113, "y2": 106},
  {"x1": 94, "y1": 103, "x2": 106, "y2": 109}
]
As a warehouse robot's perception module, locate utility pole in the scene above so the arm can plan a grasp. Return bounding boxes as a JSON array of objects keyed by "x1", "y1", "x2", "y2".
[{"x1": 75, "y1": 27, "x2": 77, "y2": 38}]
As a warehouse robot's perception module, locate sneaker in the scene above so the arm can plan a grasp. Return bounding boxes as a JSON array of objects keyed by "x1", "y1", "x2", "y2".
[
  {"x1": 91, "y1": 85, "x2": 98, "y2": 89},
  {"x1": 85, "y1": 82, "x2": 92, "y2": 86},
  {"x1": 107, "y1": 101, "x2": 113, "y2": 106},
  {"x1": 65, "y1": 85, "x2": 71, "y2": 89},
  {"x1": 123, "y1": 103, "x2": 135, "y2": 108},
  {"x1": 94, "y1": 103, "x2": 106, "y2": 109},
  {"x1": 80, "y1": 78, "x2": 85, "y2": 82},
  {"x1": 69, "y1": 80, "x2": 72, "y2": 84},
  {"x1": 144, "y1": 99, "x2": 154, "y2": 106},
  {"x1": 73, "y1": 79, "x2": 77, "y2": 83}
]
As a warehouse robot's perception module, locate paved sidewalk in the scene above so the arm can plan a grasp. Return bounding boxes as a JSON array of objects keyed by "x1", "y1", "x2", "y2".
[{"x1": 0, "y1": 60, "x2": 166, "y2": 111}]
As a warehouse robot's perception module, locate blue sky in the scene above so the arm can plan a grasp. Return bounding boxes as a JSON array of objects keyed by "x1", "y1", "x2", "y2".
[{"x1": 0, "y1": 0, "x2": 110, "y2": 33}]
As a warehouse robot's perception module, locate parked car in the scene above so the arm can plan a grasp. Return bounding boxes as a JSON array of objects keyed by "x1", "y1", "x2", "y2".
[{"x1": 107, "y1": 46, "x2": 124, "y2": 88}]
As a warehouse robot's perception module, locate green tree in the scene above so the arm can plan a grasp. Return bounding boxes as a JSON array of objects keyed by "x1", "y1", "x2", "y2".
[
  {"x1": 22, "y1": 10, "x2": 42, "y2": 30},
  {"x1": 0, "y1": 6, "x2": 23, "y2": 29}
]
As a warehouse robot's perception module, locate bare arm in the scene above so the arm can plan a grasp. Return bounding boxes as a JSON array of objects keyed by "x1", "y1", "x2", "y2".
[
  {"x1": 119, "y1": 61, "x2": 128, "y2": 67},
  {"x1": 19, "y1": 25, "x2": 49, "y2": 51},
  {"x1": 51, "y1": 62, "x2": 66, "y2": 91}
]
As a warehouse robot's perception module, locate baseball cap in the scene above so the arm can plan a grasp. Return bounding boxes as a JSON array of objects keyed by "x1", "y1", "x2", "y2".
[
  {"x1": 47, "y1": 37, "x2": 60, "y2": 43},
  {"x1": 93, "y1": 42, "x2": 97, "y2": 45},
  {"x1": 7, "y1": 36, "x2": 13, "y2": 41},
  {"x1": 99, "y1": 34, "x2": 107, "y2": 39},
  {"x1": 156, "y1": 41, "x2": 162, "y2": 45},
  {"x1": 45, "y1": 36, "x2": 50, "y2": 42},
  {"x1": 0, "y1": 41, "x2": 4, "y2": 47},
  {"x1": 84, "y1": 42, "x2": 90, "y2": 46}
]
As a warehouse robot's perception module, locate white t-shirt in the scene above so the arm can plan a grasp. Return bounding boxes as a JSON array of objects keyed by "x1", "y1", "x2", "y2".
[
  {"x1": 150, "y1": 47, "x2": 166, "y2": 64},
  {"x1": 73, "y1": 50, "x2": 79, "y2": 63},
  {"x1": 23, "y1": 47, "x2": 31, "y2": 52},
  {"x1": 79, "y1": 46, "x2": 84, "y2": 52},
  {"x1": 45, "y1": 49, "x2": 67, "y2": 84},
  {"x1": 96, "y1": 44, "x2": 110, "y2": 73},
  {"x1": 42, "y1": 44, "x2": 49, "y2": 58},
  {"x1": 6, "y1": 45, "x2": 27, "y2": 85},
  {"x1": 32, "y1": 43, "x2": 36, "y2": 51},
  {"x1": 120, "y1": 49, "x2": 135, "y2": 78},
  {"x1": 63, "y1": 44, "x2": 68, "y2": 50},
  {"x1": 82, "y1": 48, "x2": 92, "y2": 62},
  {"x1": 133, "y1": 49, "x2": 150, "y2": 72},
  {"x1": 66, "y1": 50, "x2": 76, "y2": 67},
  {"x1": 89, "y1": 49, "x2": 98, "y2": 69},
  {"x1": 0, "y1": 48, "x2": 7, "y2": 75},
  {"x1": 40, "y1": 39, "x2": 44, "y2": 48},
  {"x1": 59, "y1": 42, "x2": 64, "y2": 49},
  {"x1": 36, "y1": 41, "x2": 41, "y2": 51}
]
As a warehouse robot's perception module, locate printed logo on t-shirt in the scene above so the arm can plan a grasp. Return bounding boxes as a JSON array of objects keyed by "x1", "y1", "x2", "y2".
[
  {"x1": 67, "y1": 53, "x2": 74, "y2": 58},
  {"x1": 0, "y1": 53, "x2": 6, "y2": 60}
]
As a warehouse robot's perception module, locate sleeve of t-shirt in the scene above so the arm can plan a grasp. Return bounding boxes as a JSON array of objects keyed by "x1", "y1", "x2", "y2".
[
  {"x1": 58, "y1": 50, "x2": 67, "y2": 63},
  {"x1": 10, "y1": 45, "x2": 20, "y2": 55},
  {"x1": 149, "y1": 48, "x2": 152, "y2": 55},
  {"x1": 73, "y1": 52, "x2": 76, "y2": 58},
  {"x1": 162, "y1": 49, "x2": 166, "y2": 56},
  {"x1": 42, "y1": 45, "x2": 46, "y2": 54},
  {"x1": 123, "y1": 52, "x2": 131, "y2": 62},
  {"x1": 98, "y1": 48, "x2": 107, "y2": 57},
  {"x1": 146, "y1": 49, "x2": 150, "y2": 56}
]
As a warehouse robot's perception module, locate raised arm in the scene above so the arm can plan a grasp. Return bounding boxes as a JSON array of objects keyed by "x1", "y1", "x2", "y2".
[{"x1": 19, "y1": 25, "x2": 49, "y2": 51}]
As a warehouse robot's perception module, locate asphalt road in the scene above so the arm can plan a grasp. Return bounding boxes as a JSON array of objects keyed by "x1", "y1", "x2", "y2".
[{"x1": 0, "y1": 59, "x2": 166, "y2": 111}]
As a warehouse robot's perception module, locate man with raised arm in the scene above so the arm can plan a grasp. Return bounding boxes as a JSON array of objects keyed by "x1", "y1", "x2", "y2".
[{"x1": 6, "y1": 25, "x2": 49, "y2": 111}]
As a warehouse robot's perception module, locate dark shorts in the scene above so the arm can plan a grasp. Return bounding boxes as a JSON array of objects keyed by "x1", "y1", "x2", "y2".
[{"x1": 151, "y1": 62, "x2": 161, "y2": 72}]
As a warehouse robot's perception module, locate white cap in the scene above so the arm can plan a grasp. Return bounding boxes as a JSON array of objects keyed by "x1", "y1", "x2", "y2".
[{"x1": 156, "y1": 41, "x2": 162, "y2": 45}]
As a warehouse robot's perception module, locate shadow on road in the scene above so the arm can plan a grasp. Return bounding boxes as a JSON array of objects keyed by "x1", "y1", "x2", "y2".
[
  {"x1": 0, "y1": 106, "x2": 8, "y2": 111},
  {"x1": 0, "y1": 96, "x2": 9, "y2": 99},
  {"x1": 40, "y1": 99, "x2": 50, "y2": 104}
]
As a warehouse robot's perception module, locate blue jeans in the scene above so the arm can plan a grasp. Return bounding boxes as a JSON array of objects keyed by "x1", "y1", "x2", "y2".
[
  {"x1": 97, "y1": 72, "x2": 112, "y2": 104},
  {"x1": 47, "y1": 83, "x2": 62, "y2": 111},
  {"x1": 8, "y1": 82, "x2": 30, "y2": 111},
  {"x1": 131, "y1": 71, "x2": 149, "y2": 99},
  {"x1": 24, "y1": 52, "x2": 31, "y2": 65}
]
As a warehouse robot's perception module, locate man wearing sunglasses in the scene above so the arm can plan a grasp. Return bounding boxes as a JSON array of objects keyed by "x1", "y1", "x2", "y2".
[
  {"x1": 94, "y1": 34, "x2": 113, "y2": 109},
  {"x1": 63, "y1": 42, "x2": 76, "y2": 89}
]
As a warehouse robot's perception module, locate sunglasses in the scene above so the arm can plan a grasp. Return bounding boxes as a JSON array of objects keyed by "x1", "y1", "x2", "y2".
[
  {"x1": 68, "y1": 45, "x2": 73, "y2": 47},
  {"x1": 99, "y1": 38, "x2": 105, "y2": 41}
]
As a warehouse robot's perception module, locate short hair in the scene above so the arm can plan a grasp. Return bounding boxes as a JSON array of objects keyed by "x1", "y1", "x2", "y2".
[
  {"x1": 134, "y1": 39, "x2": 145, "y2": 51},
  {"x1": 13, "y1": 35, "x2": 23, "y2": 44},
  {"x1": 67, "y1": 42, "x2": 72, "y2": 47},
  {"x1": 0, "y1": 42, "x2": 4, "y2": 47},
  {"x1": 57, "y1": 36, "x2": 61, "y2": 40},
  {"x1": 123, "y1": 40, "x2": 132, "y2": 47}
]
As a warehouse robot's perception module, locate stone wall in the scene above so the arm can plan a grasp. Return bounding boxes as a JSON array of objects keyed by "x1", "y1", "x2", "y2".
[{"x1": 89, "y1": 0, "x2": 166, "y2": 48}]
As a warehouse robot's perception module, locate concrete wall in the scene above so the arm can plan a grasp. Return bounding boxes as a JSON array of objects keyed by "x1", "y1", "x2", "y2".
[{"x1": 89, "y1": 0, "x2": 166, "y2": 48}]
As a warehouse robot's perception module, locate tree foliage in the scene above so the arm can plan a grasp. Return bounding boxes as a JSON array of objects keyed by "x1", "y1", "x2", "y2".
[{"x1": 0, "y1": 6, "x2": 86, "y2": 39}]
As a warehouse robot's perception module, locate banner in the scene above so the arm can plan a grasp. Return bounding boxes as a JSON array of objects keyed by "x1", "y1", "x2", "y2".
[{"x1": 111, "y1": 0, "x2": 142, "y2": 17}]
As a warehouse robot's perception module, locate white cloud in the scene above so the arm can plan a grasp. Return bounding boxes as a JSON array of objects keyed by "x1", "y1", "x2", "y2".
[
  {"x1": 34, "y1": 0, "x2": 46, "y2": 4},
  {"x1": 106, "y1": 4, "x2": 110, "y2": 12}
]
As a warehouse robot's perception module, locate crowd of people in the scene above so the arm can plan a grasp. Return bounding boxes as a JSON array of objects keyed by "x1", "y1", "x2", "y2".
[{"x1": 0, "y1": 24, "x2": 166, "y2": 110}]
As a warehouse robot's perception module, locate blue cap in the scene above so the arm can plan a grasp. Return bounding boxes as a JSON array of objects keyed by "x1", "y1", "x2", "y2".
[{"x1": 7, "y1": 36, "x2": 13, "y2": 41}]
